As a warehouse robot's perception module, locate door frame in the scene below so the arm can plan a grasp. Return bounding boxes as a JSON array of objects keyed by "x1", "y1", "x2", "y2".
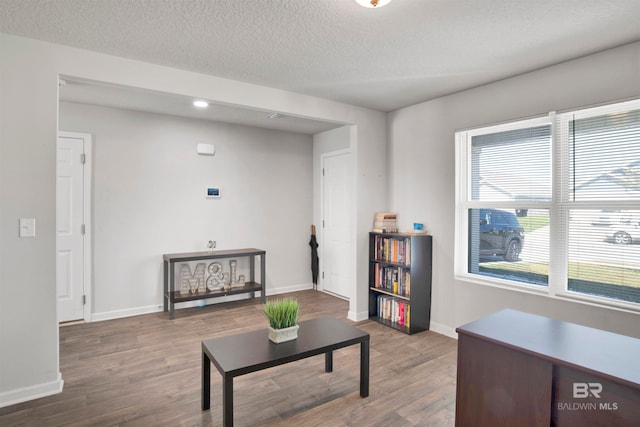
[
  {"x1": 57, "y1": 131, "x2": 93, "y2": 322},
  {"x1": 320, "y1": 148, "x2": 352, "y2": 299}
]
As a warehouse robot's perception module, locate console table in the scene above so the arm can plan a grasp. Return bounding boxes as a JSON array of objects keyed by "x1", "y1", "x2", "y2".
[
  {"x1": 201, "y1": 316, "x2": 370, "y2": 427},
  {"x1": 455, "y1": 309, "x2": 640, "y2": 426},
  {"x1": 163, "y1": 248, "x2": 266, "y2": 319}
]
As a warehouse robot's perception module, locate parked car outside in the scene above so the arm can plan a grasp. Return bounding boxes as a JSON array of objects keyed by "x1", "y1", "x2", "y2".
[
  {"x1": 607, "y1": 222, "x2": 640, "y2": 244},
  {"x1": 479, "y1": 208, "x2": 525, "y2": 261},
  {"x1": 591, "y1": 210, "x2": 631, "y2": 226}
]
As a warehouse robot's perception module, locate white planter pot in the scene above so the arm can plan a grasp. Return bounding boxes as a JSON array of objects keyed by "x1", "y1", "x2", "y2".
[{"x1": 268, "y1": 324, "x2": 299, "y2": 343}]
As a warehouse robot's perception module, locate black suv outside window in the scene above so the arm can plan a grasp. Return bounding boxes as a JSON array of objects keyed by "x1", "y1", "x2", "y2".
[{"x1": 474, "y1": 208, "x2": 525, "y2": 262}]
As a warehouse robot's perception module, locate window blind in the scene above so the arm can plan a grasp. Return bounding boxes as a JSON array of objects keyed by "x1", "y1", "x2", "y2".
[
  {"x1": 471, "y1": 125, "x2": 551, "y2": 201},
  {"x1": 564, "y1": 106, "x2": 640, "y2": 304},
  {"x1": 569, "y1": 109, "x2": 640, "y2": 201}
]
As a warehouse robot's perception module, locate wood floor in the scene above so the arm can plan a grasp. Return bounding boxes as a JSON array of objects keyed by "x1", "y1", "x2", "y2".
[{"x1": 0, "y1": 290, "x2": 458, "y2": 427}]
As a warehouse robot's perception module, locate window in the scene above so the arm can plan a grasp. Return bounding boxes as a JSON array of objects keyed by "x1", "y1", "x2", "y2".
[{"x1": 456, "y1": 99, "x2": 640, "y2": 311}]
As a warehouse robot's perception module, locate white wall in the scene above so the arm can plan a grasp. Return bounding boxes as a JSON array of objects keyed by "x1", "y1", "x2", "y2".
[
  {"x1": 388, "y1": 41, "x2": 640, "y2": 338},
  {"x1": 60, "y1": 102, "x2": 314, "y2": 318},
  {"x1": 353, "y1": 121, "x2": 388, "y2": 321},
  {"x1": 0, "y1": 36, "x2": 61, "y2": 405},
  {"x1": 0, "y1": 33, "x2": 386, "y2": 407}
]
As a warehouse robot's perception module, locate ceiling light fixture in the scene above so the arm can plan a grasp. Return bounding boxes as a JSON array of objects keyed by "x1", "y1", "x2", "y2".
[
  {"x1": 193, "y1": 100, "x2": 209, "y2": 108},
  {"x1": 355, "y1": 0, "x2": 392, "y2": 8}
]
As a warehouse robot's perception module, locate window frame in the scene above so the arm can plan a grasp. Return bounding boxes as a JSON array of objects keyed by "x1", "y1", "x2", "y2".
[{"x1": 455, "y1": 100, "x2": 640, "y2": 314}]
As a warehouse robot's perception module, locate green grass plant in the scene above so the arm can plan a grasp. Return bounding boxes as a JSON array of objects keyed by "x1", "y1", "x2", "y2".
[{"x1": 263, "y1": 298, "x2": 300, "y2": 329}]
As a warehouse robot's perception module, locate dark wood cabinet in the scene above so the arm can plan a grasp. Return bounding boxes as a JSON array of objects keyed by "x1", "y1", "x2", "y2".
[
  {"x1": 455, "y1": 309, "x2": 640, "y2": 427},
  {"x1": 368, "y1": 232, "x2": 432, "y2": 334}
]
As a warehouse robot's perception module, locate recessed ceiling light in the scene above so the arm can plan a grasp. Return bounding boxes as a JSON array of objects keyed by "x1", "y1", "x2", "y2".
[{"x1": 193, "y1": 100, "x2": 209, "y2": 108}]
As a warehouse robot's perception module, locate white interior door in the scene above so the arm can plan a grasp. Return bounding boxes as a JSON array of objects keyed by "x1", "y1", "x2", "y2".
[
  {"x1": 321, "y1": 151, "x2": 351, "y2": 299},
  {"x1": 57, "y1": 134, "x2": 87, "y2": 322}
]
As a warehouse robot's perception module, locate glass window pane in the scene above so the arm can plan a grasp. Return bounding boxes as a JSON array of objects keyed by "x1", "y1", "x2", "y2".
[
  {"x1": 468, "y1": 208, "x2": 549, "y2": 286},
  {"x1": 569, "y1": 109, "x2": 640, "y2": 201},
  {"x1": 471, "y1": 125, "x2": 551, "y2": 201},
  {"x1": 568, "y1": 209, "x2": 640, "y2": 303}
]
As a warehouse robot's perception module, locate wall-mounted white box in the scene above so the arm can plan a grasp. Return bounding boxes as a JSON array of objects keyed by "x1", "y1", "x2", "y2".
[
  {"x1": 197, "y1": 144, "x2": 215, "y2": 155},
  {"x1": 19, "y1": 218, "x2": 36, "y2": 237}
]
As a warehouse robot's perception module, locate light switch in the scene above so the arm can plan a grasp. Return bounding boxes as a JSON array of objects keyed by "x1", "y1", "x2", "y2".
[{"x1": 19, "y1": 218, "x2": 36, "y2": 237}]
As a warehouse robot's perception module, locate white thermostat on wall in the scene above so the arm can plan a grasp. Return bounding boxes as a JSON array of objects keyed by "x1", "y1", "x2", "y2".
[
  {"x1": 197, "y1": 143, "x2": 215, "y2": 156},
  {"x1": 206, "y1": 187, "x2": 221, "y2": 199}
]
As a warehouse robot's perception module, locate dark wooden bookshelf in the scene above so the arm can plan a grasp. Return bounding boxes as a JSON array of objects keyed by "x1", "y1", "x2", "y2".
[{"x1": 368, "y1": 232, "x2": 432, "y2": 334}]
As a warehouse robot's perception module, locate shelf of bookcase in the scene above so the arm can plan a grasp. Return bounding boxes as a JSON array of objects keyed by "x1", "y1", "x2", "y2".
[
  {"x1": 369, "y1": 315, "x2": 410, "y2": 333},
  {"x1": 370, "y1": 259, "x2": 410, "y2": 268},
  {"x1": 169, "y1": 281, "x2": 263, "y2": 303},
  {"x1": 368, "y1": 232, "x2": 432, "y2": 335},
  {"x1": 369, "y1": 287, "x2": 410, "y2": 301}
]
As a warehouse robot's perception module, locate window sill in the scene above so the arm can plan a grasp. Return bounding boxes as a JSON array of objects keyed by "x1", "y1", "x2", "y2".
[
  {"x1": 456, "y1": 272, "x2": 640, "y2": 315},
  {"x1": 456, "y1": 272, "x2": 549, "y2": 296}
]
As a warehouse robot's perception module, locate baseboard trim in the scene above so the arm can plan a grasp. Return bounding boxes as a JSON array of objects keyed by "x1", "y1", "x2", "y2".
[
  {"x1": 90, "y1": 284, "x2": 315, "y2": 322},
  {"x1": 267, "y1": 283, "x2": 314, "y2": 295},
  {"x1": 92, "y1": 304, "x2": 162, "y2": 322},
  {"x1": 429, "y1": 321, "x2": 458, "y2": 339},
  {"x1": 348, "y1": 310, "x2": 369, "y2": 322},
  {"x1": 0, "y1": 372, "x2": 63, "y2": 408}
]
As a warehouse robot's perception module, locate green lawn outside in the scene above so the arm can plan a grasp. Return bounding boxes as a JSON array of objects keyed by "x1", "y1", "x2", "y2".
[
  {"x1": 518, "y1": 215, "x2": 549, "y2": 233},
  {"x1": 484, "y1": 261, "x2": 640, "y2": 288}
]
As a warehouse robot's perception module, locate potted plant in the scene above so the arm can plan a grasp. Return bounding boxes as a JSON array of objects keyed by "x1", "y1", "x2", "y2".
[{"x1": 263, "y1": 298, "x2": 300, "y2": 343}]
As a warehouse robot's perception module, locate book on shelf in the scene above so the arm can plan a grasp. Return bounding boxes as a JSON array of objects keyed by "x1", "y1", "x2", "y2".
[
  {"x1": 373, "y1": 235, "x2": 411, "y2": 265},
  {"x1": 373, "y1": 265, "x2": 411, "y2": 298},
  {"x1": 372, "y1": 212, "x2": 398, "y2": 233},
  {"x1": 376, "y1": 294, "x2": 410, "y2": 328}
]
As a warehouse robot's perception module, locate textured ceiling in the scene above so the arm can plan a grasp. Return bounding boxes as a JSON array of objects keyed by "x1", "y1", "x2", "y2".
[{"x1": 2, "y1": 0, "x2": 640, "y2": 113}]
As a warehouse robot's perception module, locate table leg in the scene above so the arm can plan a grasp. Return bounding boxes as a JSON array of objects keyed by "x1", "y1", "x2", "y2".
[
  {"x1": 249, "y1": 255, "x2": 255, "y2": 299},
  {"x1": 223, "y1": 374, "x2": 234, "y2": 427},
  {"x1": 169, "y1": 262, "x2": 175, "y2": 319},
  {"x1": 325, "y1": 350, "x2": 333, "y2": 372},
  {"x1": 163, "y1": 260, "x2": 168, "y2": 313},
  {"x1": 260, "y1": 254, "x2": 266, "y2": 303},
  {"x1": 360, "y1": 338, "x2": 370, "y2": 397},
  {"x1": 202, "y1": 351, "x2": 211, "y2": 410}
]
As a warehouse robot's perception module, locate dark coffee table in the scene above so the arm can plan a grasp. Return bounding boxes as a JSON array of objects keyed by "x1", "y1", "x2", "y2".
[{"x1": 201, "y1": 316, "x2": 370, "y2": 426}]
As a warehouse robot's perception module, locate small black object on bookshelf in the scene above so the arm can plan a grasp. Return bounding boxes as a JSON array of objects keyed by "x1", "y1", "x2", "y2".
[{"x1": 368, "y1": 232, "x2": 432, "y2": 334}]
